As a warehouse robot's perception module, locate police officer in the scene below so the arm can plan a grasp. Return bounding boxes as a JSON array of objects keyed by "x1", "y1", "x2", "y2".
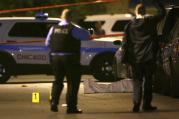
[
  {"x1": 45, "y1": 9, "x2": 90, "y2": 113},
  {"x1": 122, "y1": 0, "x2": 166, "y2": 112}
]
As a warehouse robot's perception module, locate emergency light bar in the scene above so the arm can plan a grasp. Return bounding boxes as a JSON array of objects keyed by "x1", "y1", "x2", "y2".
[{"x1": 35, "y1": 12, "x2": 48, "y2": 19}]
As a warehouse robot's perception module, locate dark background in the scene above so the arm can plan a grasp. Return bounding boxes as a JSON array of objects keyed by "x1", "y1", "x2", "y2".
[
  {"x1": 129, "y1": 0, "x2": 179, "y2": 7},
  {"x1": 0, "y1": 0, "x2": 178, "y2": 19}
]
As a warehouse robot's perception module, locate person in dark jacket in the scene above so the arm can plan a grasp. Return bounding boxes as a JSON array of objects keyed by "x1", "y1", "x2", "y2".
[
  {"x1": 45, "y1": 9, "x2": 90, "y2": 113},
  {"x1": 123, "y1": 0, "x2": 166, "y2": 112}
]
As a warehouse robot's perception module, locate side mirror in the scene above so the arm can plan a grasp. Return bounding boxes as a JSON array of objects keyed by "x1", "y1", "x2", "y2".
[
  {"x1": 113, "y1": 40, "x2": 122, "y2": 46},
  {"x1": 88, "y1": 28, "x2": 94, "y2": 35}
]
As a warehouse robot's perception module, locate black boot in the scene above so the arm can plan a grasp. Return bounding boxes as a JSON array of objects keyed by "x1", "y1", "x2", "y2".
[
  {"x1": 50, "y1": 100, "x2": 58, "y2": 112},
  {"x1": 67, "y1": 107, "x2": 82, "y2": 114},
  {"x1": 133, "y1": 103, "x2": 140, "y2": 112},
  {"x1": 51, "y1": 104, "x2": 58, "y2": 112},
  {"x1": 142, "y1": 105, "x2": 157, "y2": 112}
]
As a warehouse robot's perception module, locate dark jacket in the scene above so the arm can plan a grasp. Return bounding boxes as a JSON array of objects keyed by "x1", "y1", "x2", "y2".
[{"x1": 124, "y1": 1, "x2": 166, "y2": 64}]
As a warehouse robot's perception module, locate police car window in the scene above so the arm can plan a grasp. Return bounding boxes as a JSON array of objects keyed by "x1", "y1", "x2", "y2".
[
  {"x1": 112, "y1": 20, "x2": 130, "y2": 32},
  {"x1": 8, "y1": 22, "x2": 57, "y2": 37},
  {"x1": 78, "y1": 21, "x2": 105, "y2": 31}
]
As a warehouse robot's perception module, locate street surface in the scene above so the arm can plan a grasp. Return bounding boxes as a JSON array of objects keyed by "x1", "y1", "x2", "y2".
[{"x1": 0, "y1": 75, "x2": 179, "y2": 119}]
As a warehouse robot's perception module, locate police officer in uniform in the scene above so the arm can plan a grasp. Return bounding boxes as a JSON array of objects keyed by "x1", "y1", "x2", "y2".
[{"x1": 45, "y1": 9, "x2": 90, "y2": 113}]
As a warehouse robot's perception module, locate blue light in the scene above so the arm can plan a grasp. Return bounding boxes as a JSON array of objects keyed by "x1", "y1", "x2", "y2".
[{"x1": 35, "y1": 12, "x2": 48, "y2": 19}]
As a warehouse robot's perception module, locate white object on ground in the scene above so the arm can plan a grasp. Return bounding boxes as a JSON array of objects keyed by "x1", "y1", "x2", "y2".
[{"x1": 83, "y1": 79, "x2": 133, "y2": 94}]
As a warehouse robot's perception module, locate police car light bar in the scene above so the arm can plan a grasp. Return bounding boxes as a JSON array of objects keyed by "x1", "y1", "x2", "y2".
[{"x1": 35, "y1": 12, "x2": 48, "y2": 19}]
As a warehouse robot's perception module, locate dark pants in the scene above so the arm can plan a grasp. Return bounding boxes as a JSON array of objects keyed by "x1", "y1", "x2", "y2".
[
  {"x1": 50, "y1": 55, "x2": 81, "y2": 109},
  {"x1": 131, "y1": 60, "x2": 156, "y2": 107}
]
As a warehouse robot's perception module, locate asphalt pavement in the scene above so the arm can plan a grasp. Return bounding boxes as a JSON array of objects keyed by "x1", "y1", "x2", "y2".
[{"x1": 0, "y1": 75, "x2": 179, "y2": 119}]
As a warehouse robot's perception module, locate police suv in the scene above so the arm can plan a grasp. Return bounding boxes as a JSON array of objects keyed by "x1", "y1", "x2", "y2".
[
  {"x1": 79, "y1": 14, "x2": 133, "y2": 36},
  {"x1": 0, "y1": 13, "x2": 132, "y2": 83}
]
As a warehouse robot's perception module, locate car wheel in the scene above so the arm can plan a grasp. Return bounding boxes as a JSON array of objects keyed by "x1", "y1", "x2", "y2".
[
  {"x1": 91, "y1": 53, "x2": 116, "y2": 82},
  {"x1": 0, "y1": 61, "x2": 11, "y2": 83}
]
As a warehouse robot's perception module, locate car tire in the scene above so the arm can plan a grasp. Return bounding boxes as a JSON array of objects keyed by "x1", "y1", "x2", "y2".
[
  {"x1": 90, "y1": 53, "x2": 116, "y2": 82},
  {"x1": 0, "y1": 61, "x2": 11, "y2": 83}
]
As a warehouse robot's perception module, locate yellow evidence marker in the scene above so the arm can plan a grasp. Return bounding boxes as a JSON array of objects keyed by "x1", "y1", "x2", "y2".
[{"x1": 32, "y1": 92, "x2": 40, "y2": 103}]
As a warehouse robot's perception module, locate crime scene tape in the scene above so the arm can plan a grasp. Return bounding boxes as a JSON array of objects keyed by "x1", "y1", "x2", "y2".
[
  {"x1": 91, "y1": 33, "x2": 125, "y2": 39},
  {"x1": 0, "y1": 0, "x2": 116, "y2": 14}
]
